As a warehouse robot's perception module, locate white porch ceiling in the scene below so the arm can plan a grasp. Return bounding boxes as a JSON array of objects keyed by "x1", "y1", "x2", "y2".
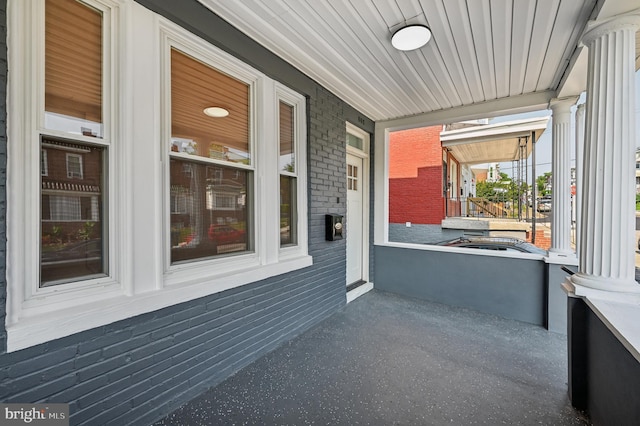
[
  {"x1": 440, "y1": 116, "x2": 550, "y2": 165},
  {"x1": 199, "y1": 0, "x2": 639, "y2": 123}
]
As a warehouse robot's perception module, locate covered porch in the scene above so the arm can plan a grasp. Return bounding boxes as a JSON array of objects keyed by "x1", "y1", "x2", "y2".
[
  {"x1": 155, "y1": 290, "x2": 587, "y2": 425},
  {"x1": 188, "y1": 0, "x2": 640, "y2": 423},
  {"x1": 4, "y1": 0, "x2": 640, "y2": 424}
]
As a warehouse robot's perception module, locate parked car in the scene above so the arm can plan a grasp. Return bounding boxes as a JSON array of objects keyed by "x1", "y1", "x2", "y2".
[
  {"x1": 436, "y1": 236, "x2": 547, "y2": 254},
  {"x1": 208, "y1": 224, "x2": 246, "y2": 245},
  {"x1": 536, "y1": 197, "x2": 551, "y2": 212}
]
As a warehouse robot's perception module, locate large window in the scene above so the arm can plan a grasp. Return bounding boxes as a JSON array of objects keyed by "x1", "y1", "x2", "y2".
[
  {"x1": 40, "y1": 0, "x2": 108, "y2": 286},
  {"x1": 8, "y1": 0, "x2": 310, "y2": 352},
  {"x1": 169, "y1": 48, "x2": 252, "y2": 263}
]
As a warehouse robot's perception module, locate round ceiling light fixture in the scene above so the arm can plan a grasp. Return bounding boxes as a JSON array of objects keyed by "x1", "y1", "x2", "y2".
[
  {"x1": 391, "y1": 24, "x2": 432, "y2": 51},
  {"x1": 203, "y1": 106, "x2": 229, "y2": 118}
]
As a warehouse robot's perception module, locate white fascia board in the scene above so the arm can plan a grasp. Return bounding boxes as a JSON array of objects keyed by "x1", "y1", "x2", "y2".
[
  {"x1": 440, "y1": 117, "x2": 550, "y2": 147},
  {"x1": 377, "y1": 90, "x2": 555, "y2": 133}
]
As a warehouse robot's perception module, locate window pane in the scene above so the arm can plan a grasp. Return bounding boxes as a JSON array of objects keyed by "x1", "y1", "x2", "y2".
[
  {"x1": 66, "y1": 154, "x2": 83, "y2": 178},
  {"x1": 280, "y1": 175, "x2": 297, "y2": 246},
  {"x1": 41, "y1": 138, "x2": 106, "y2": 286},
  {"x1": 170, "y1": 159, "x2": 252, "y2": 263},
  {"x1": 171, "y1": 49, "x2": 250, "y2": 165},
  {"x1": 347, "y1": 133, "x2": 363, "y2": 150},
  {"x1": 45, "y1": 0, "x2": 103, "y2": 138},
  {"x1": 279, "y1": 101, "x2": 294, "y2": 172}
]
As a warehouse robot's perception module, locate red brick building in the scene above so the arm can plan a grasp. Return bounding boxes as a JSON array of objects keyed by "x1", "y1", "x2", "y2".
[{"x1": 388, "y1": 126, "x2": 462, "y2": 225}]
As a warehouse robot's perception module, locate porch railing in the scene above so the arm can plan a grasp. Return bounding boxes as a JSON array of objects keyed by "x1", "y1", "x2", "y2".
[{"x1": 466, "y1": 197, "x2": 509, "y2": 218}]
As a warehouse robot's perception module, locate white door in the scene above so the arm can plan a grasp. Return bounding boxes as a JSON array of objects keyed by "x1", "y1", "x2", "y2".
[{"x1": 346, "y1": 153, "x2": 364, "y2": 285}]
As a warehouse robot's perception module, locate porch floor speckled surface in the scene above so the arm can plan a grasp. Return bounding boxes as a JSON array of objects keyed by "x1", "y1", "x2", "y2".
[{"x1": 154, "y1": 290, "x2": 589, "y2": 425}]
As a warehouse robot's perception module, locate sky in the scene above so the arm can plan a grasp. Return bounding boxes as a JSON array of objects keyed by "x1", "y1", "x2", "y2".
[{"x1": 488, "y1": 70, "x2": 640, "y2": 181}]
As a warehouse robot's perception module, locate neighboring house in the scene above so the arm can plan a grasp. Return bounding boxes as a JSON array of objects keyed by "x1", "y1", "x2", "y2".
[
  {"x1": 473, "y1": 168, "x2": 488, "y2": 183},
  {"x1": 387, "y1": 117, "x2": 545, "y2": 244},
  {"x1": 388, "y1": 125, "x2": 476, "y2": 243},
  {"x1": 486, "y1": 163, "x2": 501, "y2": 183},
  {"x1": 388, "y1": 126, "x2": 448, "y2": 226}
]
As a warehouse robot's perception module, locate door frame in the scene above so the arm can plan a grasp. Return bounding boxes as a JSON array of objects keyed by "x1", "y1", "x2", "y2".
[{"x1": 346, "y1": 122, "x2": 371, "y2": 291}]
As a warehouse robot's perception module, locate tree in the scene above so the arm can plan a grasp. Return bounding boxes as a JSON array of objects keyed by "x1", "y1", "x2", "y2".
[
  {"x1": 476, "y1": 172, "x2": 526, "y2": 202},
  {"x1": 536, "y1": 172, "x2": 552, "y2": 196}
]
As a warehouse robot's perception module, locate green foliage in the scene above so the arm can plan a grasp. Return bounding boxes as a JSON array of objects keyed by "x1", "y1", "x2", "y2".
[
  {"x1": 476, "y1": 172, "x2": 527, "y2": 203},
  {"x1": 77, "y1": 221, "x2": 95, "y2": 241},
  {"x1": 51, "y1": 225, "x2": 63, "y2": 243},
  {"x1": 536, "y1": 172, "x2": 552, "y2": 196}
]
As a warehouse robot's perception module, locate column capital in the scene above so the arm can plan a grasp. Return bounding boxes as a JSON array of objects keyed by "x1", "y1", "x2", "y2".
[
  {"x1": 582, "y1": 11, "x2": 640, "y2": 46},
  {"x1": 548, "y1": 96, "x2": 579, "y2": 113}
]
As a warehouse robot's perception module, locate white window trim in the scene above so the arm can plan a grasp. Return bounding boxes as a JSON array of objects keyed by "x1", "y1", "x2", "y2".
[
  {"x1": 6, "y1": 0, "x2": 311, "y2": 352},
  {"x1": 276, "y1": 85, "x2": 307, "y2": 255},
  {"x1": 7, "y1": 0, "x2": 128, "y2": 351},
  {"x1": 159, "y1": 20, "x2": 310, "y2": 287}
]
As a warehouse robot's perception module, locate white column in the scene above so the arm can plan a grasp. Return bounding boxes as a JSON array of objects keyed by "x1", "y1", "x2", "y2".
[
  {"x1": 571, "y1": 14, "x2": 640, "y2": 293},
  {"x1": 574, "y1": 103, "x2": 585, "y2": 261},
  {"x1": 549, "y1": 98, "x2": 577, "y2": 255}
]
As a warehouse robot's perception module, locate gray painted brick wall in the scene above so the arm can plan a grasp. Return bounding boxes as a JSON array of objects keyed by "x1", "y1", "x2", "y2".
[{"x1": 0, "y1": 1, "x2": 372, "y2": 424}]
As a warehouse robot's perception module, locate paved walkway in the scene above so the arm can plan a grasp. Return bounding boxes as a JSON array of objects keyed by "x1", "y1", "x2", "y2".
[{"x1": 155, "y1": 290, "x2": 588, "y2": 425}]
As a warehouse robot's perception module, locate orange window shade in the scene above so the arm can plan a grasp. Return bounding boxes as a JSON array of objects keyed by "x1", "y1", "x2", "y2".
[
  {"x1": 171, "y1": 49, "x2": 250, "y2": 160},
  {"x1": 279, "y1": 101, "x2": 294, "y2": 172},
  {"x1": 45, "y1": 0, "x2": 102, "y2": 124}
]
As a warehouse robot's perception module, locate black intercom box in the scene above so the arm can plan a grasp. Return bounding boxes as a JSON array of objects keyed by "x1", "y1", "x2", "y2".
[{"x1": 325, "y1": 214, "x2": 343, "y2": 241}]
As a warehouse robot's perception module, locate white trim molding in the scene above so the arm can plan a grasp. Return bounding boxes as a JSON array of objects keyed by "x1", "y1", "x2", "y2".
[{"x1": 6, "y1": 0, "x2": 312, "y2": 352}]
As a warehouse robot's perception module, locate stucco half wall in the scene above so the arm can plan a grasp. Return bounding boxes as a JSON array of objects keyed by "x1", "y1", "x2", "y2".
[{"x1": 374, "y1": 245, "x2": 546, "y2": 326}]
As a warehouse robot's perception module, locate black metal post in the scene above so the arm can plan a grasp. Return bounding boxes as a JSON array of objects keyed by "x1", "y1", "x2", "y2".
[{"x1": 531, "y1": 130, "x2": 537, "y2": 244}]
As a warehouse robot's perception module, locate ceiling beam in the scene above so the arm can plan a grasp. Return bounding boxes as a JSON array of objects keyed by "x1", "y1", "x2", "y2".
[{"x1": 376, "y1": 90, "x2": 556, "y2": 132}]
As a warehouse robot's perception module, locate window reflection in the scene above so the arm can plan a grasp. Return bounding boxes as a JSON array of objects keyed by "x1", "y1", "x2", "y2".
[
  {"x1": 40, "y1": 138, "x2": 106, "y2": 285},
  {"x1": 280, "y1": 175, "x2": 297, "y2": 246},
  {"x1": 170, "y1": 159, "x2": 252, "y2": 263}
]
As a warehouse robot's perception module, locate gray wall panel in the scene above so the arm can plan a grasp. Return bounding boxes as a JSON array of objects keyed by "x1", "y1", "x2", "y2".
[
  {"x1": 546, "y1": 263, "x2": 570, "y2": 334},
  {"x1": 568, "y1": 297, "x2": 640, "y2": 425},
  {"x1": 374, "y1": 246, "x2": 546, "y2": 325}
]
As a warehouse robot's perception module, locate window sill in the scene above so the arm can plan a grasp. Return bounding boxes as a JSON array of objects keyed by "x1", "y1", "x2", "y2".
[{"x1": 6, "y1": 254, "x2": 313, "y2": 352}]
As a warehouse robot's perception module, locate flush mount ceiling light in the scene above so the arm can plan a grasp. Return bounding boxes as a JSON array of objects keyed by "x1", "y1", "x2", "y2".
[
  {"x1": 391, "y1": 24, "x2": 432, "y2": 51},
  {"x1": 203, "y1": 106, "x2": 229, "y2": 118}
]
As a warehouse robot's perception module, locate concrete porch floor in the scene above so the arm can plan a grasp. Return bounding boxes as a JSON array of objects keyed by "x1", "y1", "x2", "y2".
[{"x1": 154, "y1": 290, "x2": 589, "y2": 425}]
